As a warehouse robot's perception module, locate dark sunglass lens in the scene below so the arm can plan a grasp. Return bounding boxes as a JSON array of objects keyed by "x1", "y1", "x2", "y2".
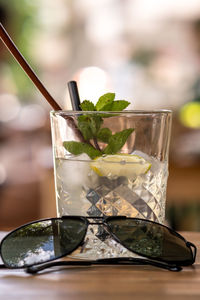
[
  {"x1": 0, "y1": 218, "x2": 87, "y2": 268},
  {"x1": 107, "y1": 218, "x2": 193, "y2": 264}
]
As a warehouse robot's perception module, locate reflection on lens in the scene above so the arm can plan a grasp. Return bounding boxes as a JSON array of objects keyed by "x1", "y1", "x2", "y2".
[
  {"x1": 107, "y1": 218, "x2": 193, "y2": 263},
  {"x1": 0, "y1": 218, "x2": 87, "y2": 268}
]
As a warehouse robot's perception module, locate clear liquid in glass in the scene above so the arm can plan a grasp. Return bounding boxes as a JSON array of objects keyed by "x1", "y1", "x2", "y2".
[{"x1": 54, "y1": 152, "x2": 168, "y2": 259}]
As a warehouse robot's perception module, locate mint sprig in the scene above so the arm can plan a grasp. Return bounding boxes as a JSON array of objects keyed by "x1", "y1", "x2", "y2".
[
  {"x1": 63, "y1": 93, "x2": 134, "y2": 159},
  {"x1": 80, "y1": 93, "x2": 130, "y2": 112},
  {"x1": 95, "y1": 93, "x2": 115, "y2": 111},
  {"x1": 103, "y1": 129, "x2": 134, "y2": 155},
  {"x1": 80, "y1": 100, "x2": 95, "y2": 111},
  {"x1": 63, "y1": 141, "x2": 101, "y2": 159}
]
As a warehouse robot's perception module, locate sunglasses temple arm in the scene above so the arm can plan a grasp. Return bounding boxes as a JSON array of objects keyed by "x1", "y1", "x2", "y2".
[
  {"x1": 26, "y1": 260, "x2": 93, "y2": 274},
  {"x1": 26, "y1": 257, "x2": 182, "y2": 274},
  {"x1": 187, "y1": 242, "x2": 197, "y2": 262},
  {"x1": 95, "y1": 257, "x2": 182, "y2": 272}
]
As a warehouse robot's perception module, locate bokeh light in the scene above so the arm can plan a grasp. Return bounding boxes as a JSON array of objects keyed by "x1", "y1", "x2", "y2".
[
  {"x1": 9, "y1": 104, "x2": 47, "y2": 131},
  {"x1": 0, "y1": 94, "x2": 21, "y2": 122},
  {"x1": 0, "y1": 164, "x2": 7, "y2": 185},
  {"x1": 180, "y1": 102, "x2": 200, "y2": 128},
  {"x1": 76, "y1": 66, "x2": 110, "y2": 102}
]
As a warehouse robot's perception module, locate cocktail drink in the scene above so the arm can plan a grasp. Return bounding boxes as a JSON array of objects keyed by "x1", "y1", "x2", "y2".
[
  {"x1": 0, "y1": 23, "x2": 172, "y2": 260},
  {"x1": 50, "y1": 101, "x2": 172, "y2": 259}
]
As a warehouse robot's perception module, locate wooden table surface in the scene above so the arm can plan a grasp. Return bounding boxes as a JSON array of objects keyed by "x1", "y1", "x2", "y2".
[{"x1": 0, "y1": 231, "x2": 200, "y2": 300}]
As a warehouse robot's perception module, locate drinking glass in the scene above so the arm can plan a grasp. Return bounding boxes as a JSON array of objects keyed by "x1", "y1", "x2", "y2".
[{"x1": 50, "y1": 110, "x2": 172, "y2": 259}]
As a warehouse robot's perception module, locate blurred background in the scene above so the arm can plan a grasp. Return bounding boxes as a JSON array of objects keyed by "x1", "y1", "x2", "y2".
[{"x1": 0, "y1": 0, "x2": 200, "y2": 231}]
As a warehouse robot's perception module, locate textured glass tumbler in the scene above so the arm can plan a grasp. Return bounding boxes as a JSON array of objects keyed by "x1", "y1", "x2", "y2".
[{"x1": 50, "y1": 110, "x2": 172, "y2": 259}]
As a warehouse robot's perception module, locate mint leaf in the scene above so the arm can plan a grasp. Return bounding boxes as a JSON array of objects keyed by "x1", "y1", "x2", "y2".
[
  {"x1": 78, "y1": 114, "x2": 103, "y2": 139},
  {"x1": 95, "y1": 93, "x2": 115, "y2": 111},
  {"x1": 90, "y1": 115, "x2": 103, "y2": 135},
  {"x1": 97, "y1": 128, "x2": 112, "y2": 143},
  {"x1": 80, "y1": 100, "x2": 96, "y2": 111},
  {"x1": 103, "y1": 128, "x2": 134, "y2": 154},
  {"x1": 110, "y1": 100, "x2": 130, "y2": 111},
  {"x1": 63, "y1": 141, "x2": 101, "y2": 159},
  {"x1": 77, "y1": 115, "x2": 93, "y2": 140}
]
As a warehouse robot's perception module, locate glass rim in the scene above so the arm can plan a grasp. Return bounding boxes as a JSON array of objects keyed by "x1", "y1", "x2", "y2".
[{"x1": 50, "y1": 109, "x2": 172, "y2": 116}]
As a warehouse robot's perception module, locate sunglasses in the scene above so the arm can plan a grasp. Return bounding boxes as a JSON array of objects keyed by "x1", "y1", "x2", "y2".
[{"x1": 0, "y1": 216, "x2": 196, "y2": 274}]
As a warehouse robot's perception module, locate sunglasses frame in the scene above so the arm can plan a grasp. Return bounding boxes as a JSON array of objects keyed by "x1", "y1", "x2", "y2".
[{"x1": 0, "y1": 215, "x2": 196, "y2": 270}]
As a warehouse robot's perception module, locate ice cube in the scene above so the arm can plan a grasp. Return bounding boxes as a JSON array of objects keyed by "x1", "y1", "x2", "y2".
[
  {"x1": 131, "y1": 150, "x2": 151, "y2": 161},
  {"x1": 56, "y1": 158, "x2": 90, "y2": 189},
  {"x1": 56, "y1": 158, "x2": 92, "y2": 214},
  {"x1": 131, "y1": 150, "x2": 162, "y2": 173},
  {"x1": 70, "y1": 153, "x2": 91, "y2": 161}
]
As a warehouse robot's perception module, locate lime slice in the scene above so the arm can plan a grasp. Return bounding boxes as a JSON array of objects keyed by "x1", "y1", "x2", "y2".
[{"x1": 90, "y1": 154, "x2": 151, "y2": 178}]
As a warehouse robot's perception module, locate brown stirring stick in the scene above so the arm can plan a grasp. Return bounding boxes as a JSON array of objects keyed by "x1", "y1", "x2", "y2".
[
  {"x1": 0, "y1": 22, "x2": 61, "y2": 111},
  {"x1": 0, "y1": 22, "x2": 86, "y2": 142}
]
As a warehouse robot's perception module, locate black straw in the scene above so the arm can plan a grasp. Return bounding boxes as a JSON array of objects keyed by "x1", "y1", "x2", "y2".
[{"x1": 68, "y1": 81, "x2": 81, "y2": 111}]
